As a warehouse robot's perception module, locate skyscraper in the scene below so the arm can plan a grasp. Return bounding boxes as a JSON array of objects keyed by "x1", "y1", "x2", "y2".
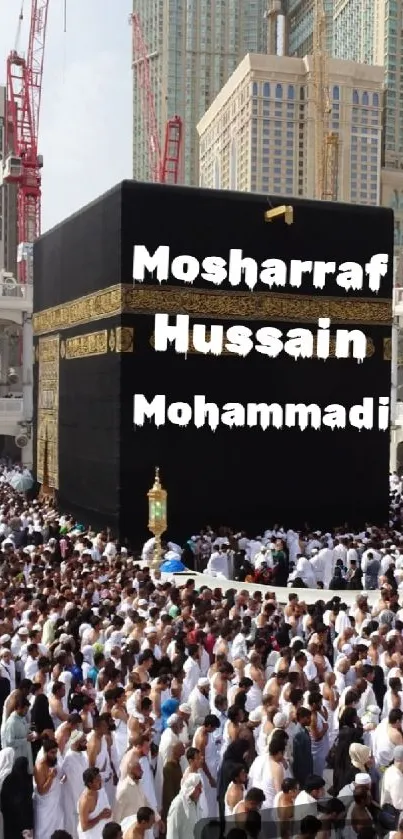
[
  {"x1": 284, "y1": 0, "x2": 403, "y2": 249},
  {"x1": 198, "y1": 53, "x2": 383, "y2": 205},
  {"x1": 132, "y1": 0, "x2": 268, "y2": 186},
  {"x1": 284, "y1": 0, "x2": 333, "y2": 56}
]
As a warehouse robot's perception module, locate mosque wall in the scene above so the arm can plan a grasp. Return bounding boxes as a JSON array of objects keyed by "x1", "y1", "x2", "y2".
[{"x1": 32, "y1": 182, "x2": 394, "y2": 542}]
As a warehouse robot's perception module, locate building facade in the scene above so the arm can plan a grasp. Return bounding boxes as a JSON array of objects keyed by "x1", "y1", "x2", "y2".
[
  {"x1": 198, "y1": 53, "x2": 383, "y2": 204},
  {"x1": 132, "y1": 0, "x2": 268, "y2": 186}
]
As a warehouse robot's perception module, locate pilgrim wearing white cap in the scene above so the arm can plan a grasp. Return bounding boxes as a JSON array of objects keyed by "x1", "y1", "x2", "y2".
[
  {"x1": 166, "y1": 773, "x2": 203, "y2": 839},
  {"x1": 154, "y1": 714, "x2": 183, "y2": 810}
]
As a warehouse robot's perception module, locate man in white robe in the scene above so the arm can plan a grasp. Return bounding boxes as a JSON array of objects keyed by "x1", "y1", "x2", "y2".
[
  {"x1": 319, "y1": 545, "x2": 335, "y2": 588},
  {"x1": 61, "y1": 730, "x2": 89, "y2": 839},
  {"x1": 155, "y1": 714, "x2": 183, "y2": 810},
  {"x1": 206, "y1": 548, "x2": 229, "y2": 578},
  {"x1": 181, "y1": 648, "x2": 201, "y2": 703},
  {"x1": 113, "y1": 758, "x2": 156, "y2": 824},
  {"x1": 188, "y1": 679, "x2": 210, "y2": 736},
  {"x1": 381, "y1": 745, "x2": 403, "y2": 810},
  {"x1": 166, "y1": 773, "x2": 203, "y2": 839}
]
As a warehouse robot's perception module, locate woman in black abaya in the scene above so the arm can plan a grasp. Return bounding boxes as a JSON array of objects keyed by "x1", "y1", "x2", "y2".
[
  {"x1": 1, "y1": 756, "x2": 34, "y2": 839},
  {"x1": 30, "y1": 692, "x2": 54, "y2": 760},
  {"x1": 217, "y1": 738, "x2": 250, "y2": 821}
]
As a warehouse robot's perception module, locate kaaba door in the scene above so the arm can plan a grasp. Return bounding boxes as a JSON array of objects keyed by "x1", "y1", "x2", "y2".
[{"x1": 36, "y1": 335, "x2": 60, "y2": 494}]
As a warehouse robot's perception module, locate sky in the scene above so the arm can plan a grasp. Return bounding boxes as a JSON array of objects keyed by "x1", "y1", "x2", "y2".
[{"x1": 0, "y1": 0, "x2": 133, "y2": 232}]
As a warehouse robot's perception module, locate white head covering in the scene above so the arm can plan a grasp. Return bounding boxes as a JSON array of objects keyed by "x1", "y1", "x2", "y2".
[
  {"x1": 167, "y1": 713, "x2": 180, "y2": 727},
  {"x1": 69, "y1": 730, "x2": 86, "y2": 747},
  {"x1": 354, "y1": 772, "x2": 371, "y2": 786}
]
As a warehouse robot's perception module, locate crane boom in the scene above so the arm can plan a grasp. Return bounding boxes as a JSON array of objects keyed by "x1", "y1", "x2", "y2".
[
  {"x1": 4, "y1": 0, "x2": 49, "y2": 282},
  {"x1": 131, "y1": 13, "x2": 162, "y2": 184},
  {"x1": 131, "y1": 13, "x2": 183, "y2": 185},
  {"x1": 312, "y1": 0, "x2": 338, "y2": 200}
]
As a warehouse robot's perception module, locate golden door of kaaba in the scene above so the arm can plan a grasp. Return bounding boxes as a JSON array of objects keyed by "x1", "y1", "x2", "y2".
[{"x1": 36, "y1": 334, "x2": 60, "y2": 494}]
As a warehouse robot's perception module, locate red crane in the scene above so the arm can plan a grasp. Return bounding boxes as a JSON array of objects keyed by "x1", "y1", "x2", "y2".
[
  {"x1": 131, "y1": 13, "x2": 183, "y2": 185},
  {"x1": 3, "y1": 0, "x2": 50, "y2": 284}
]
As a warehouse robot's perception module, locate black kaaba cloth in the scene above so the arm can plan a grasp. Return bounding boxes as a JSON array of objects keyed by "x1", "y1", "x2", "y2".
[{"x1": 33, "y1": 181, "x2": 394, "y2": 542}]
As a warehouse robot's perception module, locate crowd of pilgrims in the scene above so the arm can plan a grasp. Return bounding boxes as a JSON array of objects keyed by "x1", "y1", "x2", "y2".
[{"x1": 1, "y1": 470, "x2": 403, "y2": 838}]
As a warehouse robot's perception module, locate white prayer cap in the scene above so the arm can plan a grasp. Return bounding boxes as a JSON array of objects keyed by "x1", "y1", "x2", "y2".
[
  {"x1": 59, "y1": 634, "x2": 70, "y2": 644},
  {"x1": 181, "y1": 772, "x2": 202, "y2": 799},
  {"x1": 0, "y1": 635, "x2": 10, "y2": 645},
  {"x1": 249, "y1": 708, "x2": 263, "y2": 723},
  {"x1": 69, "y1": 730, "x2": 86, "y2": 746},
  {"x1": 354, "y1": 773, "x2": 371, "y2": 787},
  {"x1": 138, "y1": 599, "x2": 148, "y2": 607},
  {"x1": 273, "y1": 712, "x2": 288, "y2": 728},
  {"x1": 386, "y1": 630, "x2": 399, "y2": 641},
  {"x1": 311, "y1": 548, "x2": 318, "y2": 555},
  {"x1": 290, "y1": 636, "x2": 304, "y2": 647},
  {"x1": 367, "y1": 705, "x2": 380, "y2": 716},
  {"x1": 197, "y1": 678, "x2": 210, "y2": 688},
  {"x1": 179, "y1": 704, "x2": 191, "y2": 714},
  {"x1": 144, "y1": 627, "x2": 156, "y2": 636},
  {"x1": 18, "y1": 626, "x2": 28, "y2": 635},
  {"x1": 0, "y1": 648, "x2": 9, "y2": 657},
  {"x1": 167, "y1": 714, "x2": 180, "y2": 727}
]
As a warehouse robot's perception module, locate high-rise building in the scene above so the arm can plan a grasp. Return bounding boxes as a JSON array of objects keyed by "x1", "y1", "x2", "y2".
[
  {"x1": 284, "y1": 0, "x2": 333, "y2": 57},
  {"x1": 331, "y1": 0, "x2": 403, "y2": 250},
  {"x1": 132, "y1": 0, "x2": 268, "y2": 186},
  {"x1": 198, "y1": 53, "x2": 383, "y2": 204},
  {"x1": 0, "y1": 86, "x2": 17, "y2": 278},
  {"x1": 284, "y1": 0, "x2": 403, "y2": 250}
]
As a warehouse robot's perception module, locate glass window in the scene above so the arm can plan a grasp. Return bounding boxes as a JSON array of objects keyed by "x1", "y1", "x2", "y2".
[
  {"x1": 362, "y1": 91, "x2": 369, "y2": 105},
  {"x1": 275, "y1": 83, "x2": 283, "y2": 99},
  {"x1": 373, "y1": 92, "x2": 379, "y2": 107},
  {"x1": 263, "y1": 82, "x2": 270, "y2": 97},
  {"x1": 333, "y1": 85, "x2": 340, "y2": 100},
  {"x1": 288, "y1": 85, "x2": 295, "y2": 99},
  {"x1": 252, "y1": 82, "x2": 258, "y2": 96},
  {"x1": 353, "y1": 90, "x2": 359, "y2": 104}
]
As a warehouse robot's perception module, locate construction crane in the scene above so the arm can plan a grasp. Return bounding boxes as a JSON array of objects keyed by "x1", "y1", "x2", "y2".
[
  {"x1": 130, "y1": 13, "x2": 183, "y2": 185},
  {"x1": 312, "y1": 0, "x2": 339, "y2": 201},
  {"x1": 2, "y1": 0, "x2": 49, "y2": 284}
]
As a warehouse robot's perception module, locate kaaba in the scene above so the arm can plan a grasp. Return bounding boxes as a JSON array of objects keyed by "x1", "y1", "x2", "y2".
[{"x1": 33, "y1": 181, "x2": 394, "y2": 542}]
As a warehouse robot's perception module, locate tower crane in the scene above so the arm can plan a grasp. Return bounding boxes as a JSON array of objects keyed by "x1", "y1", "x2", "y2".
[
  {"x1": 2, "y1": 0, "x2": 50, "y2": 283},
  {"x1": 0, "y1": 0, "x2": 50, "y2": 469},
  {"x1": 312, "y1": 0, "x2": 339, "y2": 200},
  {"x1": 130, "y1": 13, "x2": 183, "y2": 185}
]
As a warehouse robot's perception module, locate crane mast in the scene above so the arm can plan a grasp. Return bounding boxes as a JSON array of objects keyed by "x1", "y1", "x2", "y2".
[
  {"x1": 312, "y1": 0, "x2": 339, "y2": 201},
  {"x1": 4, "y1": 0, "x2": 49, "y2": 283},
  {"x1": 131, "y1": 13, "x2": 183, "y2": 185}
]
